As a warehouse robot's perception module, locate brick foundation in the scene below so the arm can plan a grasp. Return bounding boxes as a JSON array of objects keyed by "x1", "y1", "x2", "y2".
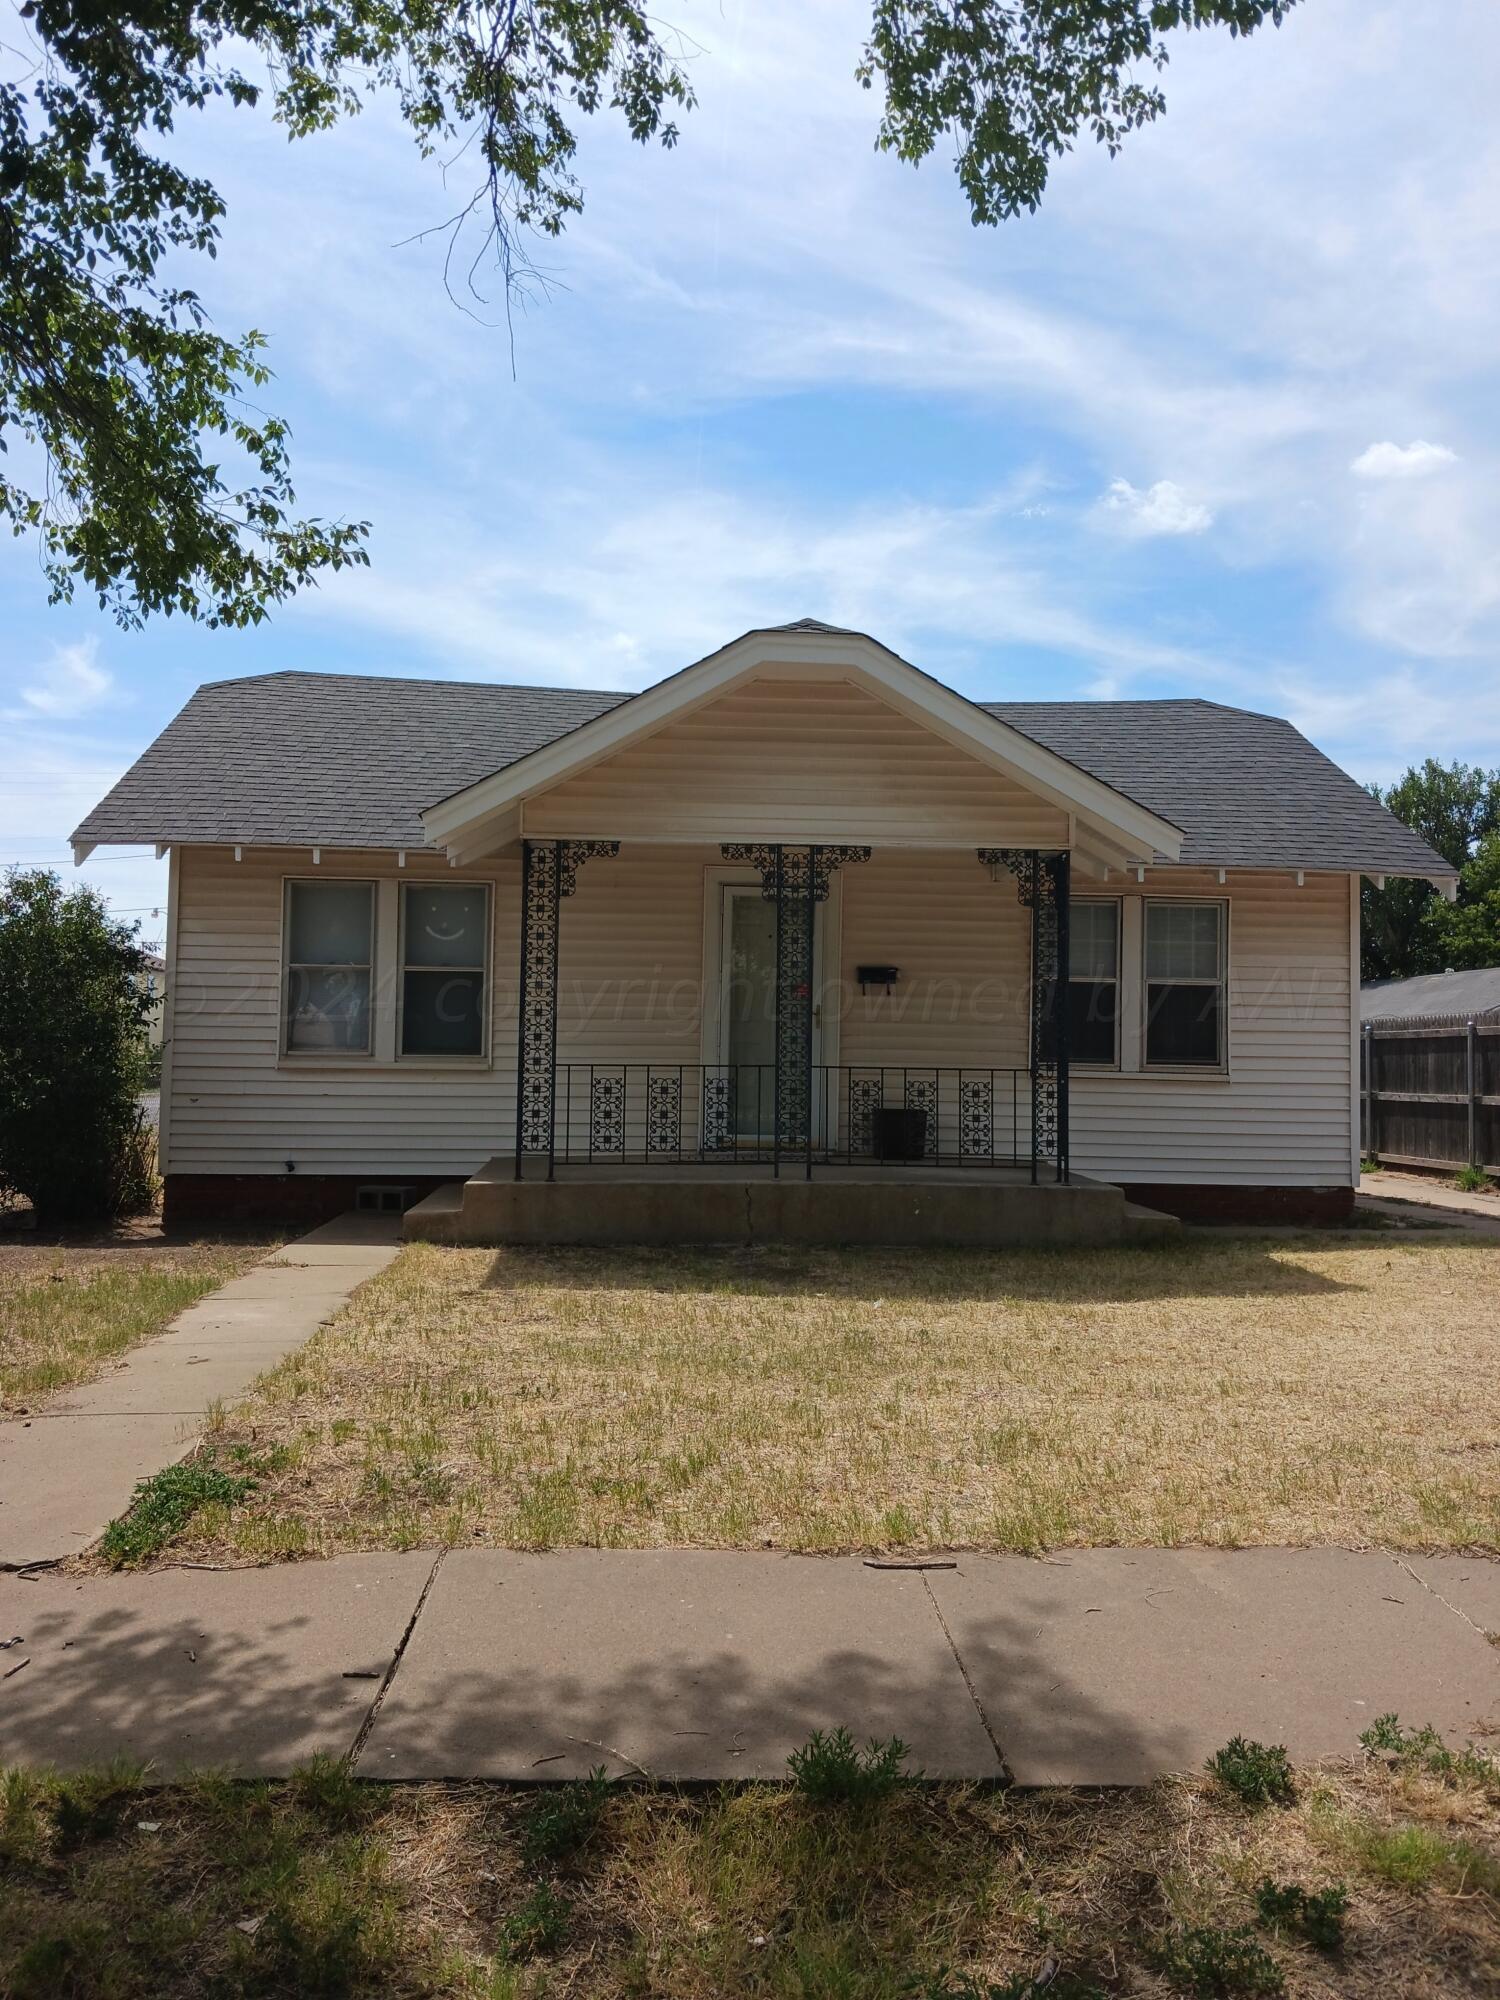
[
  {"x1": 1121, "y1": 1183, "x2": 1356, "y2": 1226},
  {"x1": 163, "y1": 1173, "x2": 444, "y2": 1230}
]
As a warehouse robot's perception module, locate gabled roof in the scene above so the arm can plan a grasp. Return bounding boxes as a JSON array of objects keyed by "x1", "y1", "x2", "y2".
[
  {"x1": 418, "y1": 623, "x2": 1184, "y2": 864},
  {"x1": 71, "y1": 632, "x2": 1457, "y2": 883}
]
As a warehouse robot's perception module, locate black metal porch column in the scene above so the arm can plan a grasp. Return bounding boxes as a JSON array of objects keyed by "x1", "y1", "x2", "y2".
[
  {"x1": 722, "y1": 843, "x2": 870, "y2": 1177},
  {"x1": 513, "y1": 839, "x2": 620, "y2": 1181},
  {"x1": 978, "y1": 848, "x2": 1071, "y2": 1184}
]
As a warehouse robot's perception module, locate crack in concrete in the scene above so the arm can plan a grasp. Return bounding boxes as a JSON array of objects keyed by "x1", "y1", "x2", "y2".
[
  {"x1": 1382, "y1": 1548, "x2": 1498, "y2": 1645},
  {"x1": 920, "y1": 1569, "x2": 1012, "y2": 1782},
  {"x1": 348, "y1": 1548, "x2": 446, "y2": 1769}
]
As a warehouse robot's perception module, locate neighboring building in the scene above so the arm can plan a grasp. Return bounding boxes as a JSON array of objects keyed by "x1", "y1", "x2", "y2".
[
  {"x1": 1361, "y1": 967, "x2": 1500, "y2": 1025},
  {"x1": 72, "y1": 621, "x2": 1456, "y2": 1240}
]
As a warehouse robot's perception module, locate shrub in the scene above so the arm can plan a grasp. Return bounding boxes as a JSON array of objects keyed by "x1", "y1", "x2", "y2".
[
  {"x1": 788, "y1": 1726, "x2": 916, "y2": 1805},
  {"x1": 1254, "y1": 1878, "x2": 1347, "y2": 1952},
  {"x1": 0, "y1": 868, "x2": 158, "y2": 1221},
  {"x1": 100, "y1": 1459, "x2": 253, "y2": 1567},
  {"x1": 1205, "y1": 1737, "x2": 1296, "y2": 1807},
  {"x1": 1156, "y1": 1923, "x2": 1284, "y2": 1996},
  {"x1": 519, "y1": 1767, "x2": 610, "y2": 1869}
]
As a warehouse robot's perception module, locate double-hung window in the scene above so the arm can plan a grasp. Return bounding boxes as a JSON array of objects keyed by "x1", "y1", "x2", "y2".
[
  {"x1": 400, "y1": 883, "x2": 490, "y2": 1057},
  {"x1": 1067, "y1": 900, "x2": 1120, "y2": 1066},
  {"x1": 1143, "y1": 900, "x2": 1226, "y2": 1068},
  {"x1": 284, "y1": 881, "x2": 374, "y2": 1054}
]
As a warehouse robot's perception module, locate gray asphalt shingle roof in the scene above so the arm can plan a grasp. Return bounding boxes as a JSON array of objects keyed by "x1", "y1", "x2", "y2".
[
  {"x1": 1362, "y1": 969, "x2": 1500, "y2": 1023},
  {"x1": 72, "y1": 664, "x2": 1453, "y2": 879}
]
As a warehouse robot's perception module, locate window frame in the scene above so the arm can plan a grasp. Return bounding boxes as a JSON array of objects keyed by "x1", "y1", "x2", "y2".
[
  {"x1": 1066, "y1": 896, "x2": 1122, "y2": 1070},
  {"x1": 281, "y1": 877, "x2": 377, "y2": 1060},
  {"x1": 396, "y1": 877, "x2": 493, "y2": 1063},
  {"x1": 1140, "y1": 895, "x2": 1229, "y2": 1074}
]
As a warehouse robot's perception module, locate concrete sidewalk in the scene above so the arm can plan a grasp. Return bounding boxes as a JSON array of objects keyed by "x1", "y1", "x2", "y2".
[
  {"x1": 2, "y1": 1547, "x2": 1495, "y2": 1784},
  {"x1": 1358, "y1": 1168, "x2": 1500, "y2": 1235},
  {"x1": 0, "y1": 1215, "x2": 401, "y2": 1569}
]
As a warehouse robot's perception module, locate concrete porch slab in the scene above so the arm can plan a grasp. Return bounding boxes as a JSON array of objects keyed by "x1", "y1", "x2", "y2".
[
  {"x1": 408, "y1": 1158, "x2": 1140, "y2": 1249},
  {"x1": 361, "y1": 1549, "x2": 1000, "y2": 1781},
  {"x1": 0, "y1": 1555, "x2": 432, "y2": 1773},
  {"x1": 926, "y1": 1548, "x2": 1500, "y2": 1785}
]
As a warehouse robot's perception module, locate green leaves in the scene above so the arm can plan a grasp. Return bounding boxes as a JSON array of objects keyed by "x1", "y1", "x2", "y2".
[
  {"x1": 859, "y1": 1, "x2": 1297, "y2": 223},
  {"x1": 1, "y1": 0, "x2": 693, "y2": 625}
]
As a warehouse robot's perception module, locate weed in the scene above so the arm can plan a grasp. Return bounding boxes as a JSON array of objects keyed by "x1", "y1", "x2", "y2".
[
  {"x1": 497, "y1": 1881, "x2": 571, "y2": 1960},
  {"x1": 915, "y1": 1970, "x2": 1109, "y2": 1998},
  {"x1": 99, "y1": 1458, "x2": 253, "y2": 1567},
  {"x1": 1254, "y1": 1878, "x2": 1347, "y2": 1952},
  {"x1": 1455, "y1": 1164, "x2": 1493, "y2": 1193},
  {"x1": 1359, "y1": 1156, "x2": 1381, "y2": 1176},
  {"x1": 254, "y1": 1859, "x2": 401, "y2": 1998},
  {"x1": 519, "y1": 1767, "x2": 610, "y2": 1870},
  {"x1": 788, "y1": 1726, "x2": 916, "y2": 1805},
  {"x1": 1156, "y1": 1923, "x2": 1284, "y2": 1996},
  {"x1": 289, "y1": 1755, "x2": 374, "y2": 1828},
  {"x1": 1360, "y1": 1711, "x2": 1497, "y2": 1784},
  {"x1": 1205, "y1": 1737, "x2": 1296, "y2": 1807}
]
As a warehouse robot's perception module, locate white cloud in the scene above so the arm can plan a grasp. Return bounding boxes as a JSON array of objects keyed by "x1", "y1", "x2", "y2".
[
  {"x1": 1350, "y1": 440, "x2": 1458, "y2": 480},
  {"x1": 6, "y1": 640, "x2": 113, "y2": 721},
  {"x1": 1097, "y1": 479, "x2": 1214, "y2": 538}
]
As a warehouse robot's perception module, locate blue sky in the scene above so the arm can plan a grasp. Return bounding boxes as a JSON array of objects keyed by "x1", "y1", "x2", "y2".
[{"x1": 6, "y1": 0, "x2": 1500, "y2": 939}]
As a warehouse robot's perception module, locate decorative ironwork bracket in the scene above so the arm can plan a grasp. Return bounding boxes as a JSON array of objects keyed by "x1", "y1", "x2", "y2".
[{"x1": 722, "y1": 843, "x2": 870, "y2": 902}]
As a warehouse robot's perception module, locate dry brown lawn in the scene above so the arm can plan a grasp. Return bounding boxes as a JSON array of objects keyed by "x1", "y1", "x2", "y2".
[
  {"x1": 172, "y1": 1227, "x2": 1500, "y2": 1564},
  {"x1": 2, "y1": 1742, "x2": 1497, "y2": 1996},
  {"x1": 0, "y1": 1230, "x2": 273, "y2": 1413}
]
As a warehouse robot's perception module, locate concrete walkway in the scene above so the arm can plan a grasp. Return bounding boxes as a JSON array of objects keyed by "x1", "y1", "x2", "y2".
[
  {"x1": 2, "y1": 1547, "x2": 1495, "y2": 1784},
  {"x1": 0, "y1": 1215, "x2": 400, "y2": 1569},
  {"x1": 1359, "y1": 1168, "x2": 1500, "y2": 1235}
]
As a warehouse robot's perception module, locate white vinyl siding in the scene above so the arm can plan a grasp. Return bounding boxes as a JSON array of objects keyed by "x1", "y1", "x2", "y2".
[
  {"x1": 165, "y1": 847, "x2": 1354, "y2": 1187},
  {"x1": 523, "y1": 677, "x2": 1071, "y2": 847}
]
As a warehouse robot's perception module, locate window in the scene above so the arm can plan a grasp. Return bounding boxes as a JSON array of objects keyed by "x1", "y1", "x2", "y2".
[
  {"x1": 401, "y1": 883, "x2": 489, "y2": 1057},
  {"x1": 1067, "y1": 900, "x2": 1120, "y2": 1065},
  {"x1": 1144, "y1": 900, "x2": 1225, "y2": 1068},
  {"x1": 284, "y1": 881, "x2": 374, "y2": 1054}
]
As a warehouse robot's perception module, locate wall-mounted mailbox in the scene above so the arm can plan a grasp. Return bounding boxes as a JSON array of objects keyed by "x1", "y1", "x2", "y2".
[{"x1": 857, "y1": 964, "x2": 900, "y2": 994}]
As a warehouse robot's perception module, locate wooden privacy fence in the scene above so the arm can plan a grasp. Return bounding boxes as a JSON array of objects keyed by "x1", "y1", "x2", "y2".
[{"x1": 1361, "y1": 1015, "x2": 1500, "y2": 1173}]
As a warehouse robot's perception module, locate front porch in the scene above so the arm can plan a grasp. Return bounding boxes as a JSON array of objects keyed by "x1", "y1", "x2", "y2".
[{"x1": 403, "y1": 1158, "x2": 1179, "y2": 1247}]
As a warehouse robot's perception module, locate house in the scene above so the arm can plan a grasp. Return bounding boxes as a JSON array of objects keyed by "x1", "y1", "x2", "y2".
[
  {"x1": 72, "y1": 621, "x2": 1457, "y2": 1243},
  {"x1": 1362, "y1": 967, "x2": 1500, "y2": 1025}
]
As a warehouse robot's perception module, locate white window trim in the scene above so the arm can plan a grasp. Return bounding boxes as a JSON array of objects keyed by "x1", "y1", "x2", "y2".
[
  {"x1": 1139, "y1": 894, "x2": 1230, "y2": 1076},
  {"x1": 396, "y1": 877, "x2": 494, "y2": 1064},
  {"x1": 1067, "y1": 896, "x2": 1122, "y2": 1070},
  {"x1": 280, "y1": 876, "x2": 377, "y2": 1061}
]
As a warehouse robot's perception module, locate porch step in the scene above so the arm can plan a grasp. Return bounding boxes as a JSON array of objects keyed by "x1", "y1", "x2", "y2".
[
  {"x1": 1121, "y1": 1198, "x2": 1182, "y2": 1243},
  {"x1": 411, "y1": 1161, "x2": 1159, "y2": 1250},
  {"x1": 403, "y1": 1182, "x2": 465, "y2": 1243}
]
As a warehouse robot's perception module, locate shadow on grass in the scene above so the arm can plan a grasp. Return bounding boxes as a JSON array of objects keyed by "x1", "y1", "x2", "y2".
[{"x1": 472, "y1": 1234, "x2": 1391, "y2": 1304}]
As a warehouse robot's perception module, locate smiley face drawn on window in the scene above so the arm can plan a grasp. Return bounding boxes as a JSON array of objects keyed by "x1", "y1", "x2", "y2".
[{"x1": 416, "y1": 899, "x2": 470, "y2": 945}]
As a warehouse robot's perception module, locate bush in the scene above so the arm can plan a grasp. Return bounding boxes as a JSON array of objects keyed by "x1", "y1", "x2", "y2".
[
  {"x1": 0, "y1": 868, "x2": 156, "y2": 1220},
  {"x1": 1205, "y1": 1737, "x2": 1296, "y2": 1807},
  {"x1": 788, "y1": 1726, "x2": 915, "y2": 1805}
]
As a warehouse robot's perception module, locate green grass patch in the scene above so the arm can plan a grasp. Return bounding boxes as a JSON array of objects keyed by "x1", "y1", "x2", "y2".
[{"x1": 99, "y1": 1459, "x2": 254, "y2": 1567}]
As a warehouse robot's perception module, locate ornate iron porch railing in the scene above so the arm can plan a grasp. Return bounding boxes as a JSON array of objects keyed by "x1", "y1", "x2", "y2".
[{"x1": 540, "y1": 1064, "x2": 1033, "y2": 1169}]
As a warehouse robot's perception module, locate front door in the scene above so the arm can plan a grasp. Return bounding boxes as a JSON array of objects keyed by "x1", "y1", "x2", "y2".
[{"x1": 718, "y1": 884, "x2": 823, "y2": 1143}]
